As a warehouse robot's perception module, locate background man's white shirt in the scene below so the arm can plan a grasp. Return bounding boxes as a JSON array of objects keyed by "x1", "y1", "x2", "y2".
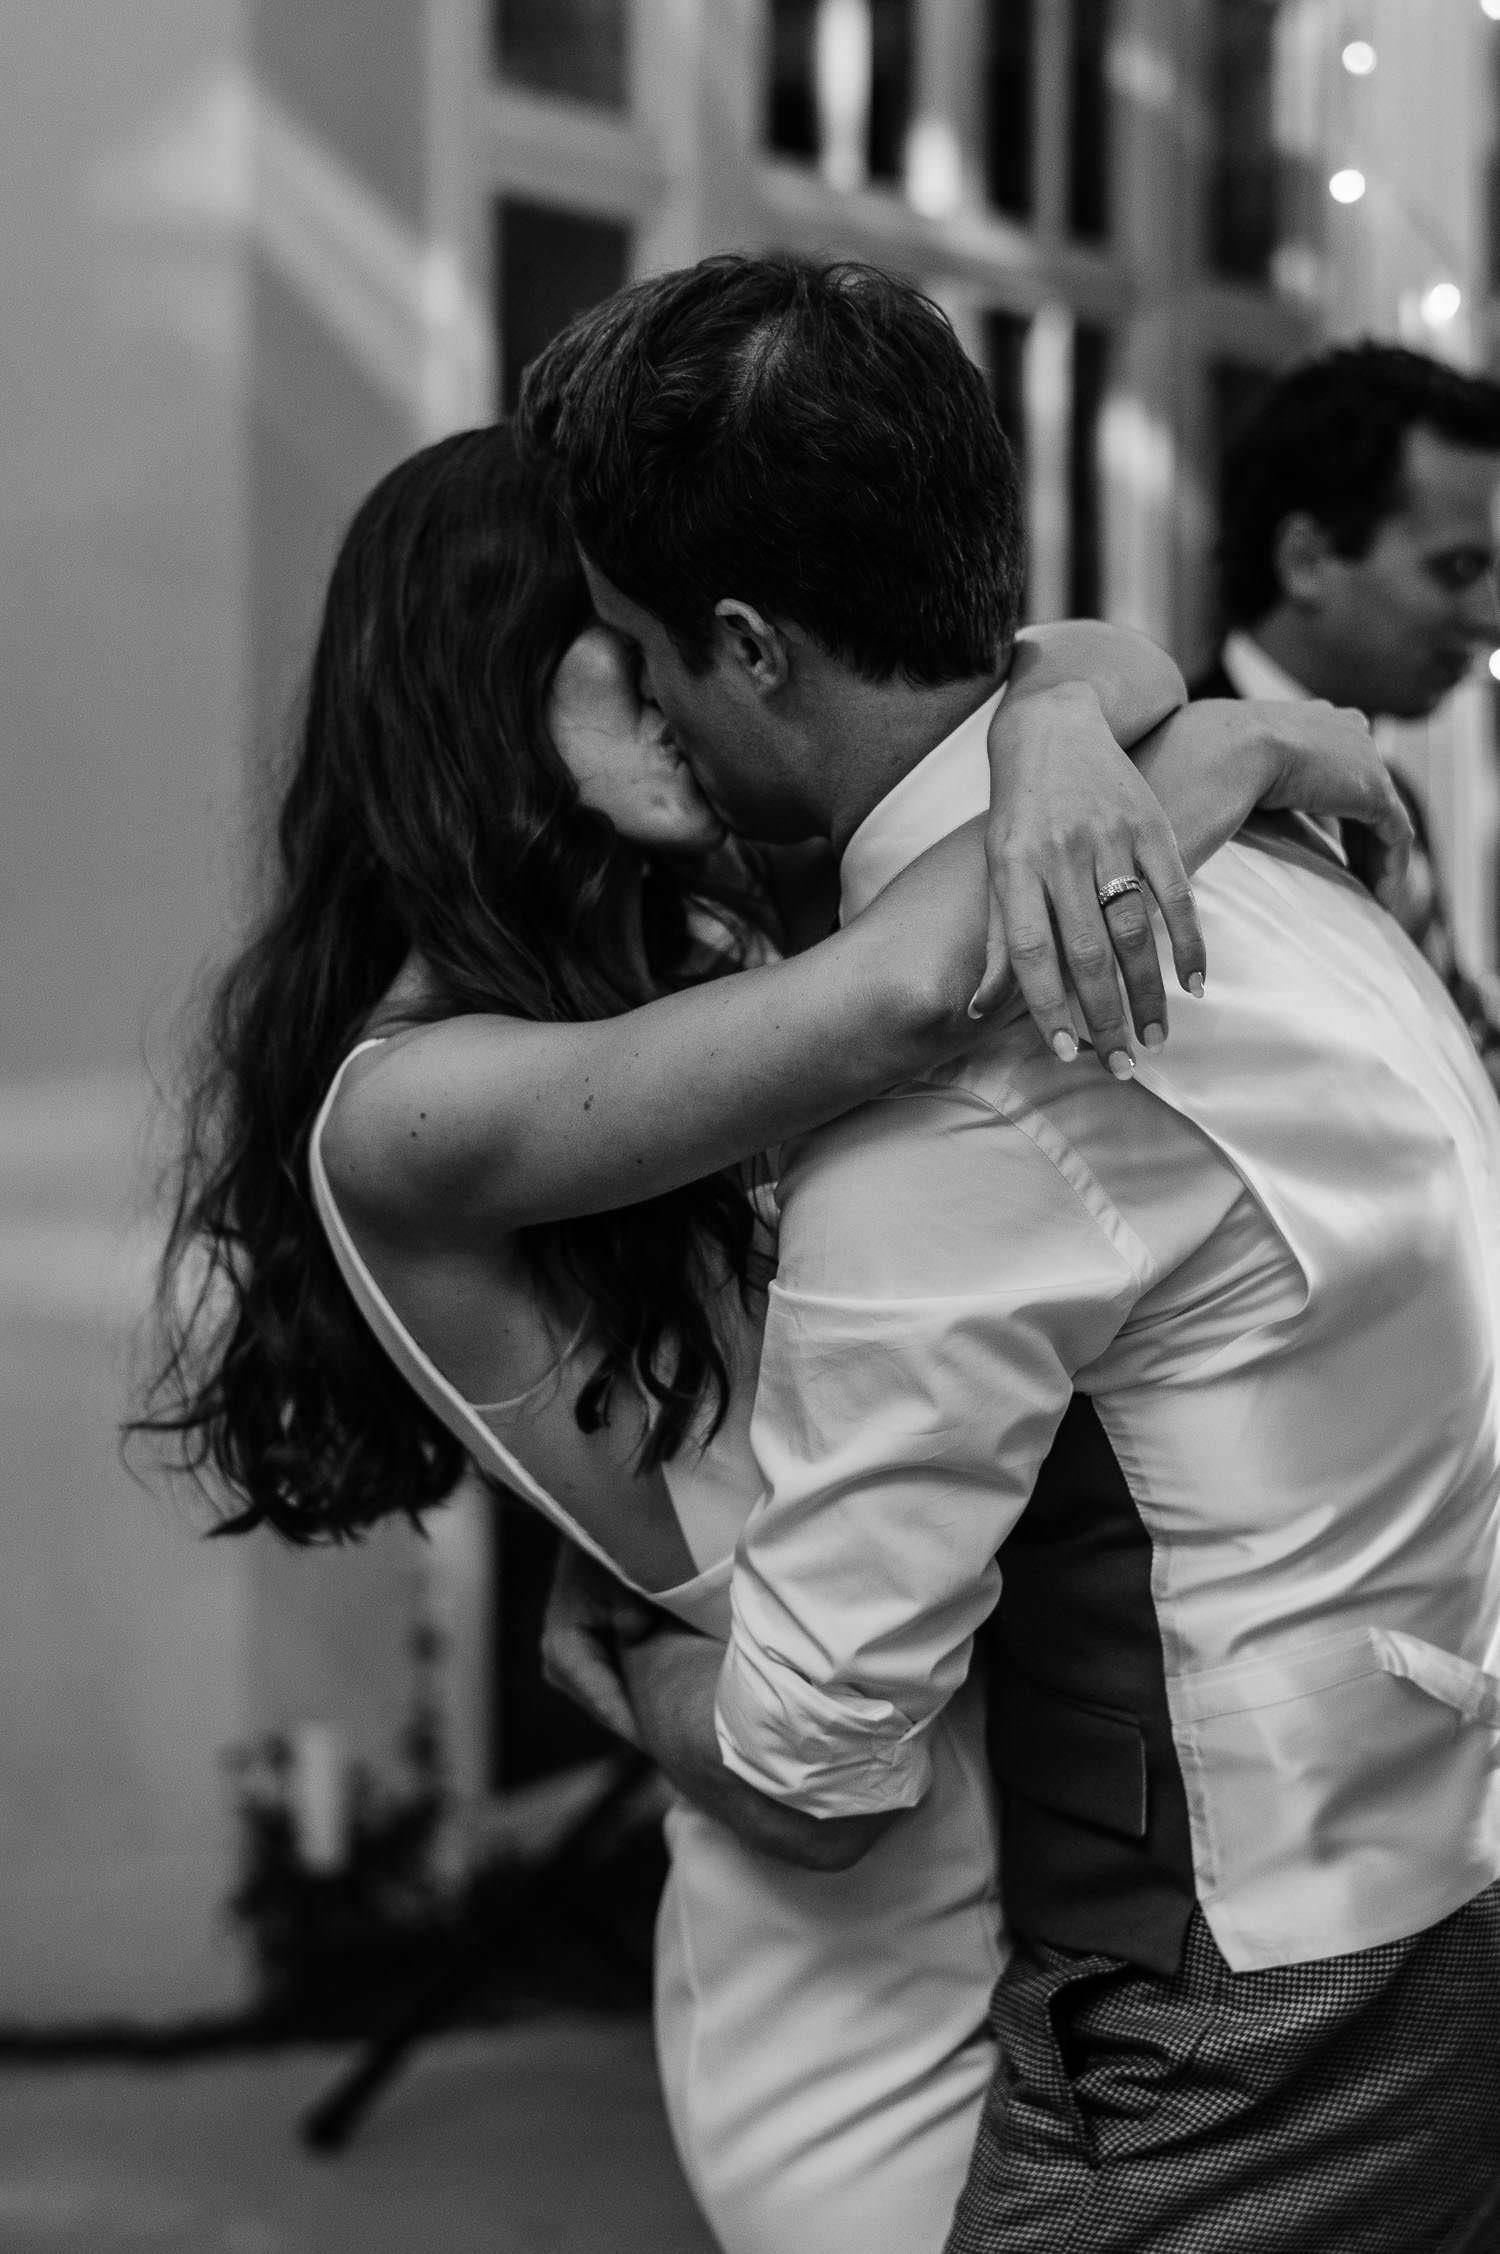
[{"x1": 1219, "y1": 628, "x2": 1314, "y2": 705}]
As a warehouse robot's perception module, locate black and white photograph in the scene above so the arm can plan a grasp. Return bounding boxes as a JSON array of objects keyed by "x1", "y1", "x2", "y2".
[{"x1": 4, "y1": 3, "x2": 1500, "y2": 2249}]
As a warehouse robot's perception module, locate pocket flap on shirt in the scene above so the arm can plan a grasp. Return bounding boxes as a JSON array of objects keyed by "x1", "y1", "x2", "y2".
[
  {"x1": 1170, "y1": 1623, "x2": 1500, "y2": 1729},
  {"x1": 1370, "y1": 1628, "x2": 1500, "y2": 1728},
  {"x1": 992, "y1": 1672, "x2": 1149, "y2": 1840}
]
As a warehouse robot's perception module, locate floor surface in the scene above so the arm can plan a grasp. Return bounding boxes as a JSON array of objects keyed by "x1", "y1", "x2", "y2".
[{"x1": 0, "y1": 2016, "x2": 717, "y2": 2252}]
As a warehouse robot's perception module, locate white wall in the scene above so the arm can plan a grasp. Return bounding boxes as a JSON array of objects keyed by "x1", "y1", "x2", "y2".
[
  {"x1": 0, "y1": 0, "x2": 449, "y2": 2023},
  {"x1": 0, "y1": 0, "x2": 255, "y2": 2021}
]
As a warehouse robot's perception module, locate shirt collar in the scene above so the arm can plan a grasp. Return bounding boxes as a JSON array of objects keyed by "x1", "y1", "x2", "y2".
[
  {"x1": 839, "y1": 683, "x2": 1007, "y2": 922},
  {"x1": 1221, "y1": 631, "x2": 1312, "y2": 705}
]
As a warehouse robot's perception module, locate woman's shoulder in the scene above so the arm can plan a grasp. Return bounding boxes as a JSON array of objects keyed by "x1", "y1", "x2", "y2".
[{"x1": 317, "y1": 1013, "x2": 531, "y2": 1235}]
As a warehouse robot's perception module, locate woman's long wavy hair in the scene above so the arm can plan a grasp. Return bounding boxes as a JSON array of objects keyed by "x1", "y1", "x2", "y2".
[{"x1": 132, "y1": 424, "x2": 769, "y2": 1544}]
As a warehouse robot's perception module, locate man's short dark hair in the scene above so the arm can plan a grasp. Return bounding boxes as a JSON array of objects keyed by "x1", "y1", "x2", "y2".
[
  {"x1": 518, "y1": 253, "x2": 1025, "y2": 685},
  {"x1": 1219, "y1": 341, "x2": 1500, "y2": 627}
]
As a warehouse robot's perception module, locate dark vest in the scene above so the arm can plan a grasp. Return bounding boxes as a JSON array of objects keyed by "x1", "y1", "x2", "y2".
[{"x1": 980, "y1": 1397, "x2": 1197, "y2": 1976}]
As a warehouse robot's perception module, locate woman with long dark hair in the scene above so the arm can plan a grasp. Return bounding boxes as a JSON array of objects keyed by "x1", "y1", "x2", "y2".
[{"x1": 136, "y1": 423, "x2": 1405, "y2": 2252}]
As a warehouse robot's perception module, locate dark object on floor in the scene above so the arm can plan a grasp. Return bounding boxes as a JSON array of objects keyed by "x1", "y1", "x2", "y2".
[{"x1": 301, "y1": 1749, "x2": 659, "y2": 2153}]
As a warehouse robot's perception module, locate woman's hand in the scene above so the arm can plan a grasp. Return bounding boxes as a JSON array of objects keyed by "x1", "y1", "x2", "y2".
[
  {"x1": 1234, "y1": 700, "x2": 1413, "y2": 901},
  {"x1": 971, "y1": 680, "x2": 1205, "y2": 1072},
  {"x1": 1134, "y1": 699, "x2": 1413, "y2": 901},
  {"x1": 969, "y1": 662, "x2": 1414, "y2": 1074},
  {"x1": 540, "y1": 1540, "x2": 656, "y2": 1749}
]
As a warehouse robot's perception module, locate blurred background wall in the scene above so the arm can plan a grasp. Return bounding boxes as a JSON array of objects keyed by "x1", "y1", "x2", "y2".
[
  {"x1": 0, "y1": 0, "x2": 257, "y2": 2022},
  {"x1": 0, "y1": 0, "x2": 450, "y2": 2025},
  {"x1": 3, "y1": 0, "x2": 1499, "y2": 2024}
]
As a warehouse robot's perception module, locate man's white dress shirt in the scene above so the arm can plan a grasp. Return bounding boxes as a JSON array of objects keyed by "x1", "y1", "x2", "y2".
[{"x1": 715, "y1": 690, "x2": 1500, "y2": 1973}]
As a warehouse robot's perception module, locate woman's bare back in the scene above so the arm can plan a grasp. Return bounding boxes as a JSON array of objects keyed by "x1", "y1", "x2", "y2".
[{"x1": 314, "y1": 1032, "x2": 750, "y2": 1594}]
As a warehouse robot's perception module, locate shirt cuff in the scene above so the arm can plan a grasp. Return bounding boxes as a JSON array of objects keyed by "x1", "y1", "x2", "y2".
[{"x1": 713, "y1": 1630, "x2": 935, "y2": 1819}]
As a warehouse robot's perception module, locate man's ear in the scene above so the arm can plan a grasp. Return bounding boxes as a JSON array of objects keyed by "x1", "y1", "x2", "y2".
[
  {"x1": 1272, "y1": 512, "x2": 1337, "y2": 610},
  {"x1": 712, "y1": 599, "x2": 791, "y2": 695}
]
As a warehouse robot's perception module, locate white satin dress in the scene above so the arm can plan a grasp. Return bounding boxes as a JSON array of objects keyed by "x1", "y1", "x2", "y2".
[{"x1": 310, "y1": 1043, "x2": 1004, "y2": 2254}]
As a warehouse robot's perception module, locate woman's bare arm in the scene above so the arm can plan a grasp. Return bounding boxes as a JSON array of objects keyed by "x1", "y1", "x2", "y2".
[
  {"x1": 325, "y1": 627, "x2": 1191, "y2": 1244},
  {"x1": 323, "y1": 871, "x2": 982, "y2": 1243},
  {"x1": 1137, "y1": 697, "x2": 1412, "y2": 894},
  {"x1": 325, "y1": 682, "x2": 1408, "y2": 1251},
  {"x1": 1013, "y1": 620, "x2": 1187, "y2": 745}
]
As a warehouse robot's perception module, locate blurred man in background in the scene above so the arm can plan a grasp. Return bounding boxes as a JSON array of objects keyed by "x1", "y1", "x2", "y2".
[{"x1": 1196, "y1": 342, "x2": 1500, "y2": 1071}]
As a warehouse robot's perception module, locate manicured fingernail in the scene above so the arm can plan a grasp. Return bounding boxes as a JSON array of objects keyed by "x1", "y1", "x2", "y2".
[
  {"x1": 967, "y1": 992, "x2": 986, "y2": 1020},
  {"x1": 1142, "y1": 1023, "x2": 1166, "y2": 1051},
  {"x1": 1051, "y1": 1030, "x2": 1079, "y2": 1063},
  {"x1": 1108, "y1": 1049, "x2": 1135, "y2": 1081},
  {"x1": 1188, "y1": 973, "x2": 1206, "y2": 999}
]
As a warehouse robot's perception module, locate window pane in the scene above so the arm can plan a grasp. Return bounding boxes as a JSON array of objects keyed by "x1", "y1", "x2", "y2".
[
  {"x1": 1208, "y1": 355, "x2": 1276, "y2": 474},
  {"x1": 496, "y1": 199, "x2": 632, "y2": 414},
  {"x1": 1208, "y1": 0, "x2": 1282, "y2": 282},
  {"x1": 1488, "y1": 26, "x2": 1500, "y2": 297},
  {"x1": 985, "y1": 0, "x2": 1035, "y2": 220},
  {"x1": 986, "y1": 310, "x2": 1031, "y2": 615},
  {"x1": 985, "y1": 310, "x2": 1031, "y2": 483},
  {"x1": 1068, "y1": 0, "x2": 1112, "y2": 242},
  {"x1": 494, "y1": 0, "x2": 628, "y2": 110},
  {"x1": 1070, "y1": 323, "x2": 1111, "y2": 617},
  {"x1": 766, "y1": 0, "x2": 915, "y2": 189},
  {"x1": 767, "y1": 0, "x2": 820, "y2": 160},
  {"x1": 1206, "y1": 356, "x2": 1277, "y2": 623},
  {"x1": 868, "y1": 0, "x2": 915, "y2": 181}
]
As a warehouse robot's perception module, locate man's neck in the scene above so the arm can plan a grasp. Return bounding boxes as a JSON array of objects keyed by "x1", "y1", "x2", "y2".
[
  {"x1": 1246, "y1": 610, "x2": 1370, "y2": 718},
  {"x1": 818, "y1": 664, "x2": 1009, "y2": 859}
]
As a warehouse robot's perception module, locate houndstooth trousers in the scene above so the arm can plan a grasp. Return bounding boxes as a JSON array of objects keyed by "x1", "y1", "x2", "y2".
[{"x1": 945, "y1": 1881, "x2": 1500, "y2": 2254}]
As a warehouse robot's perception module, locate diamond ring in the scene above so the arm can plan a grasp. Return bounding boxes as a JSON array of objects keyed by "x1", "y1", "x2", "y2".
[{"x1": 1096, "y1": 876, "x2": 1145, "y2": 910}]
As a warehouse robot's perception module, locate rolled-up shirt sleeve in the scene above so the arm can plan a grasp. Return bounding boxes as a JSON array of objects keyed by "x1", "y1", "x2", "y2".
[{"x1": 714, "y1": 1083, "x2": 1149, "y2": 1817}]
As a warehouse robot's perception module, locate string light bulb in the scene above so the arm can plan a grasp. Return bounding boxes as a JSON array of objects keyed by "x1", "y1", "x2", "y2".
[
  {"x1": 1483, "y1": 0, "x2": 1500, "y2": 23},
  {"x1": 1488, "y1": 650, "x2": 1500, "y2": 683},
  {"x1": 1329, "y1": 169, "x2": 1368, "y2": 204},
  {"x1": 1341, "y1": 40, "x2": 1377, "y2": 74},
  {"x1": 1421, "y1": 281, "x2": 1464, "y2": 325}
]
